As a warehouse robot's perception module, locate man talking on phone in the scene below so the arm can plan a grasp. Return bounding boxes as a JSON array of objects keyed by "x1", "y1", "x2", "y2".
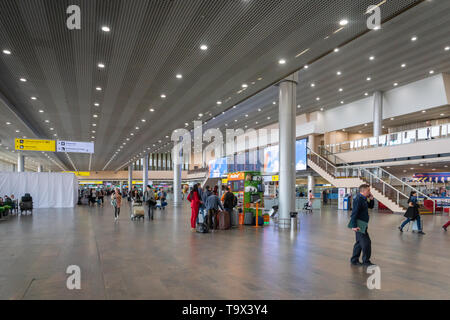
[{"x1": 350, "y1": 184, "x2": 375, "y2": 267}]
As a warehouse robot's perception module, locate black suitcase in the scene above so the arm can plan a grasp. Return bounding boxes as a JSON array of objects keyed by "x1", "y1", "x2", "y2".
[{"x1": 196, "y1": 222, "x2": 209, "y2": 233}]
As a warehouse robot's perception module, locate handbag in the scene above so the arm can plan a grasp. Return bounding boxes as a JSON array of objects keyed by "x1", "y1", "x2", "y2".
[{"x1": 111, "y1": 199, "x2": 117, "y2": 207}]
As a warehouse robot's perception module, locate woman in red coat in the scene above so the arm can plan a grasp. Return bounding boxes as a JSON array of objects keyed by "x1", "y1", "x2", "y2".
[{"x1": 187, "y1": 184, "x2": 202, "y2": 232}]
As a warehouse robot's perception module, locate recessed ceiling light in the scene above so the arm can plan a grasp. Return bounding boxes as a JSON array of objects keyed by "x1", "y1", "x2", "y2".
[
  {"x1": 39, "y1": 109, "x2": 44, "y2": 113},
  {"x1": 320, "y1": 107, "x2": 324, "y2": 111},
  {"x1": 54, "y1": 134, "x2": 57, "y2": 137},
  {"x1": 339, "y1": 19, "x2": 348, "y2": 26},
  {"x1": 93, "y1": 114, "x2": 98, "y2": 118},
  {"x1": 130, "y1": 133, "x2": 134, "y2": 136},
  {"x1": 16, "y1": 130, "x2": 20, "y2": 133},
  {"x1": 92, "y1": 123, "x2": 96, "y2": 126},
  {"x1": 98, "y1": 63, "x2": 105, "y2": 68},
  {"x1": 304, "y1": 65, "x2": 309, "y2": 69},
  {"x1": 341, "y1": 101, "x2": 344, "y2": 104},
  {"x1": 339, "y1": 88, "x2": 343, "y2": 92},
  {"x1": 94, "y1": 103, "x2": 100, "y2": 106},
  {"x1": 365, "y1": 92, "x2": 369, "y2": 96},
  {"x1": 366, "y1": 77, "x2": 371, "y2": 81},
  {"x1": 242, "y1": 84, "x2": 248, "y2": 88},
  {"x1": 216, "y1": 101, "x2": 222, "y2": 105},
  {"x1": 390, "y1": 117, "x2": 395, "y2": 120},
  {"x1": 160, "y1": 94, "x2": 166, "y2": 98},
  {"x1": 272, "y1": 101, "x2": 276, "y2": 105},
  {"x1": 45, "y1": 120, "x2": 50, "y2": 123},
  {"x1": 2, "y1": 49, "x2": 11, "y2": 55},
  {"x1": 440, "y1": 113, "x2": 445, "y2": 116},
  {"x1": 20, "y1": 78, "x2": 27, "y2": 82},
  {"x1": 422, "y1": 110, "x2": 426, "y2": 113},
  {"x1": 101, "y1": 26, "x2": 110, "y2": 32},
  {"x1": 176, "y1": 74, "x2": 182, "y2": 79},
  {"x1": 429, "y1": 70, "x2": 434, "y2": 74},
  {"x1": 31, "y1": 96, "x2": 37, "y2": 100},
  {"x1": 149, "y1": 108, "x2": 155, "y2": 112},
  {"x1": 278, "y1": 59, "x2": 286, "y2": 65},
  {"x1": 316, "y1": 97, "x2": 320, "y2": 101},
  {"x1": 255, "y1": 121, "x2": 258, "y2": 124},
  {"x1": 258, "y1": 108, "x2": 261, "y2": 112},
  {"x1": 364, "y1": 123, "x2": 368, "y2": 127},
  {"x1": 393, "y1": 83, "x2": 398, "y2": 86},
  {"x1": 369, "y1": 56, "x2": 375, "y2": 61},
  {"x1": 311, "y1": 83, "x2": 315, "y2": 87},
  {"x1": 445, "y1": 46, "x2": 450, "y2": 51},
  {"x1": 92, "y1": 130, "x2": 96, "y2": 133},
  {"x1": 135, "y1": 127, "x2": 139, "y2": 130},
  {"x1": 297, "y1": 105, "x2": 301, "y2": 109},
  {"x1": 267, "y1": 117, "x2": 271, "y2": 120},
  {"x1": 411, "y1": 36, "x2": 417, "y2": 41},
  {"x1": 401, "y1": 63, "x2": 406, "y2": 68},
  {"x1": 141, "y1": 119, "x2": 146, "y2": 122},
  {"x1": 91, "y1": 136, "x2": 95, "y2": 139},
  {"x1": 198, "y1": 113, "x2": 203, "y2": 117},
  {"x1": 337, "y1": 71, "x2": 342, "y2": 76},
  {"x1": 96, "y1": 87, "x2": 102, "y2": 91},
  {"x1": 334, "y1": 48, "x2": 339, "y2": 53},
  {"x1": 200, "y1": 44, "x2": 208, "y2": 50}
]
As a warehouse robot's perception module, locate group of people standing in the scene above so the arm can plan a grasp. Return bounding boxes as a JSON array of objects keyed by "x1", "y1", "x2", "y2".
[
  {"x1": 110, "y1": 185, "x2": 167, "y2": 221},
  {"x1": 186, "y1": 183, "x2": 236, "y2": 232}
]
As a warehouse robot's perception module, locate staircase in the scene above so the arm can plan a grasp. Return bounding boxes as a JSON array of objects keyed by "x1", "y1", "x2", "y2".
[{"x1": 307, "y1": 148, "x2": 435, "y2": 213}]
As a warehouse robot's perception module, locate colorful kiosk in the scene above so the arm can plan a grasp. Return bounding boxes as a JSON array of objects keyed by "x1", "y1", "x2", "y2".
[{"x1": 227, "y1": 171, "x2": 269, "y2": 225}]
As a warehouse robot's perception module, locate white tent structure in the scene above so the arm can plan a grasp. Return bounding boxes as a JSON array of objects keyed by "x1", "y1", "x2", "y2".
[{"x1": 0, "y1": 172, "x2": 78, "y2": 208}]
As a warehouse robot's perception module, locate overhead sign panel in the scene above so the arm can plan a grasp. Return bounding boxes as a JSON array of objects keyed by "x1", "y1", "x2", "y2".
[
  {"x1": 63, "y1": 171, "x2": 91, "y2": 177},
  {"x1": 57, "y1": 140, "x2": 94, "y2": 154},
  {"x1": 15, "y1": 138, "x2": 56, "y2": 152}
]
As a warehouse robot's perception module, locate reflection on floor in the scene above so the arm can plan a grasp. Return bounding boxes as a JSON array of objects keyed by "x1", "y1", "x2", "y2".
[{"x1": 0, "y1": 201, "x2": 449, "y2": 300}]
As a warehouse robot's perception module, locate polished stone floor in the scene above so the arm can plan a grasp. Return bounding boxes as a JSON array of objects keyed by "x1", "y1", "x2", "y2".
[{"x1": 0, "y1": 200, "x2": 449, "y2": 300}]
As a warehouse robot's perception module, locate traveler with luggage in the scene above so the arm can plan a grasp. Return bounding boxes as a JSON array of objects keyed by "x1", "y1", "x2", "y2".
[
  {"x1": 398, "y1": 191, "x2": 425, "y2": 234},
  {"x1": 158, "y1": 188, "x2": 167, "y2": 210},
  {"x1": 143, "y1": 185, "x2": 156, "y2": 221},
  {"x1": 97, "y1": 189, "x2": 104, "y2": 207},
  {"x1": 220, "y1": 187, "x2": 236, "y2": 230},
  {"x1": 349, "y1": 184, "x2": 375, "y2": 267},
  {"x1": 187, "y1": 184, "x2": 202, "y2": 232},
  {"x1": 199, "y1": 185, "x2": 212, "y2": 224},
  {"x1": 89, "y1": 188, "x2": 97, "y2": 206},
  {"x1": 111, "y1": 188, "x2": 122, "y2": 221},
  {"x1": 205, "y1": 189, "x2": 223, "y2": 230}
]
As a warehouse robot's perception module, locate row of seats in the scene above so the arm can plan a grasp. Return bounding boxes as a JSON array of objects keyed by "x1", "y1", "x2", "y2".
[{"x1": 0, "y1": 194, "x2": 33, "y2": 218}]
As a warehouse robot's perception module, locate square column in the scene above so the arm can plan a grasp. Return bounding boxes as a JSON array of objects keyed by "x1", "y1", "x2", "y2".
[
  {"x1": 373, "y1": 91, "x2": 383, "y2": 137},
  {"x1": 142, "y1": 155, "x2": 149, "y2": 187}
]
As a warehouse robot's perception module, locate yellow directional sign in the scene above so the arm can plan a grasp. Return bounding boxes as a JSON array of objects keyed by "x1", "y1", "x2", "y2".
[
  {"x1": 79, "y1": 180, "x2": 103, "y2": 185},
  {"x1": 15, "y1": 138, "x2": 56, "y2": 152}
]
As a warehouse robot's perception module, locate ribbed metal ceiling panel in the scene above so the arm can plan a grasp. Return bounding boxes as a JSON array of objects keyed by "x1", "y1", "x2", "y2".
[{"x1": 0, "y1": 0, "x2": 429, "y2": 171}]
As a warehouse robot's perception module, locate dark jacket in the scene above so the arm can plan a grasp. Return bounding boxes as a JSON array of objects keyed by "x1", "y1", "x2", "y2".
[
  {"x1": 223, "y1": 192, "x2": 236, "y2": 209},
  {"x1": 404, "y1": 196, "x2": 420, "y2": 220},
  {"x1": 349, "y1": 193, "x2": 375, "y2": 228},
  {"x1": 201, "y1": 189, "x2": 211, "y2": 208}
]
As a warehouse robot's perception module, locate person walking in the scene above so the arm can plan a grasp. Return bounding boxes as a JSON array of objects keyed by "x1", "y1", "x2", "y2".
[
  {"x1": 187, "y1": 184, "x2": 202, "y2": 232},
  {"x1": 205, "y1": 190, "x2": 224, "y2": 230},
  {"x1": 111, "y1": 188, "x2": 122, "y2": 221},
  {"x1": 223, "y1": 186, "x2": 236, "y2": 216},
  {"x1": 144, "y1": 185, "x2": 156, "y2": 220},
  {"x1": 349, "y1": 184, "x2": 375, "y2": 267},
  {"x1": 399, "y1": 191, "x2": 425, "y2": 234},
  {"x1": 308, "y1": 190, "x2": 314, "y2": 208}
]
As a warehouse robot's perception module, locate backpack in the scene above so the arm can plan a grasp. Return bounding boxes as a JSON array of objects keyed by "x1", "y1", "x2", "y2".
[{"x1": 196, "y1": 222, "x2": 209, "y2": 233}]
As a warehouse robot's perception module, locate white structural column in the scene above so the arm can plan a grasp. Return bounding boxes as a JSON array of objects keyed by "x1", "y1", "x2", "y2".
[
  {"x1": 278, "y1": 72, "x2": 298, "y2": 229},
  {"x1": 128, "y1": 165, "x2": 133, "y2": 193},
  {"x1": 173, "y1": 154, "x2": 182, "y2": 207},
  {"x1": 373, "y1": 91, "x2": 383, "y2": 137},
  {"x1": 142, "y1": 155, "x2": 149, "y2": 187},
  {"x1": 37, "y1": 164, "x2": 43, "y2": 172},
  {"x1": 307, "y1": 175, "x2": 315, "y2": 194},
  {"x1": 308, "y1": 134, "x2": 315, "y2": 152},
  {"x1": 17, "y1": 155, "x2": 24, "y2": 172}
]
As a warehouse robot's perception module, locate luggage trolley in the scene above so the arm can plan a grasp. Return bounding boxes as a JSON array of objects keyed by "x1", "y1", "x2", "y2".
[{"x1": 130, "y1": 199, "x2": 145, "y2": 221}]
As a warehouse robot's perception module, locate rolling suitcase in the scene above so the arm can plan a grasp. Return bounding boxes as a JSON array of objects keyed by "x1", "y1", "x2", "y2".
[
  {"x1": 251, "y1": 215, "x2": 264, "y2": 226},
  {"x1": 230, "y1": 209, "x2": 238, "y2": 226},
  {"x1": 218, "y1": 210, "x2": 231, "y2": 230}
]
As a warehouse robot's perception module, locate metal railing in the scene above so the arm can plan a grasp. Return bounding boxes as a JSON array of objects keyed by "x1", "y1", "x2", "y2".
[
  {"x1": 321, "y1": 122, "x2": 450, "y2": 154},
  {"x1": 307, "y1": 148, "x2": 436, "y2": 213}
]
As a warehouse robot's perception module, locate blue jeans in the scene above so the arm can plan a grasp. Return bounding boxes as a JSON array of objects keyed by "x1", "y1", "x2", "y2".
[{"x1": 401, "y1": 215, "x2": 422, "y2": 231}]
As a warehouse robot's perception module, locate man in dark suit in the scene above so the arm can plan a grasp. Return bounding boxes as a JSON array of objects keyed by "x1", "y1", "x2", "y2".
[{"x1": 350, "y1": 184, "x2": 375, "y2": 267}]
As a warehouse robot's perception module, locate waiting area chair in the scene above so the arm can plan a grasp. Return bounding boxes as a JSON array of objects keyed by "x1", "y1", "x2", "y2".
[{"x1": 19, "y1": 193, "x2": 33, "y2": 215}]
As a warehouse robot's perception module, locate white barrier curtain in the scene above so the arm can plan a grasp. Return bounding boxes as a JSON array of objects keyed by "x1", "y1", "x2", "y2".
[{"x1": 0, "y1": 172, "x2": 78, "y2": 208}]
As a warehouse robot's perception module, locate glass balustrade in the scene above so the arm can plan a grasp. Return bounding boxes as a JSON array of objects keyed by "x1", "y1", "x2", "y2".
[{"x1": 323, "y1": 123, "x2": 450, "y2": 154}]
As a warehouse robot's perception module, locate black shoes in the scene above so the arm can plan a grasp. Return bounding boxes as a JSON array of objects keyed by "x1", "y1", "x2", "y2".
[
  {"x1": 443, "y1": 226, "x2": 448, "y2": 231},
  {"x1": 351, "y1": 261, "x2": 363, "y2": 266},
  {"x1": 362, "y1": 261, "x2": 376, "y2": 267},
  {"x1": 418, "y1": 231, "x2": 426, "y2": 235},
  {"x1": 398, "y1": 226, "x2": 403, "y2": 232}
]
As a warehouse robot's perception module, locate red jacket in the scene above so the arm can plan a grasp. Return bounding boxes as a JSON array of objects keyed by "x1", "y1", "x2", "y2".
[{"x1": 187, "y1": 191, "x2": 201, "y2": 209}]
